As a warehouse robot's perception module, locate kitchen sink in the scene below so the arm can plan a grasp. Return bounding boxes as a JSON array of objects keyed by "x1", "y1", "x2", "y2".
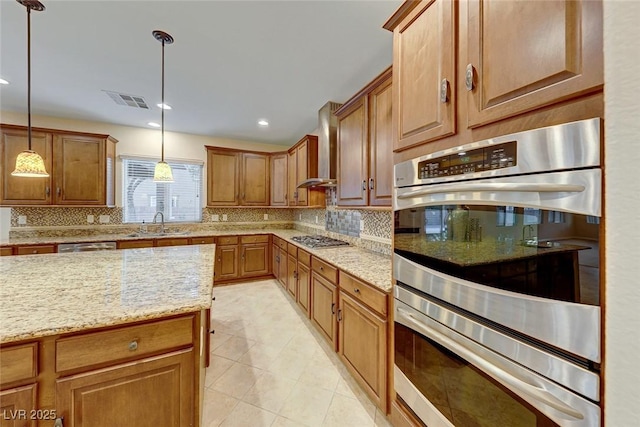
[{"x1": 521, "y1": 239, "x2": 559, "y2": 248}]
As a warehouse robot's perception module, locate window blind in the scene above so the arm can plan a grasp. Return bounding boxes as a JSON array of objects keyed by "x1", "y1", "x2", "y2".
[{"x1": 122, "y1": 158, "x2": 202, "y2": 223}]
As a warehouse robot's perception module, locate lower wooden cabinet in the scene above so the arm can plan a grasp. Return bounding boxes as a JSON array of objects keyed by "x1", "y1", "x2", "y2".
[
  {"x1": 0, "y1": 383, "x2": 37, "y2": 427},
  {"x1": 0, "y1": 247, "x2": 13, "y2": 256},
  {"x1": 216, "y1": 244, "x2": 239, "y2": 281},
  {"x1": 56, "y1": 348, "x2": 194, "y2": 427},
  {"x1": 310, "y1": 271, "x2": 339, "y2": 351},
  {"x1": 287, "y1": 252, "x2": 297, "y2": 298},
  {"x1": 338, "y1": 290, "x2": 387, "y2": 412},
  {"x1": 117, "y1": 240, "x2": 154, "y2": 249},
  {"x1": 272, "y1": 243, "x2": 281, "y2": 282},
  {"x1": 240, "y1": 243, "x2": 269, "y2": 277},
  {"x1": 15, "y1": 245, "x2": 56, "y2": 255},
  {"x1": 296, "y1": 259, "x2": 311, "y2": 318}
]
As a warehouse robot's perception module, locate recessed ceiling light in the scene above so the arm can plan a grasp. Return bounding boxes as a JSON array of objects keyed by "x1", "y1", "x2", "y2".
[
  {"x1": 0, "y1": 78, "x2": 8, "y2": 85},
  {"x1": 147, "y1": 122, "x2": 161, "y2": 128},
  {"x1": 258, "y1": 119, "x2": 269, "y2": 127},
  {"x1": 157, "y1": 103, "x2": 172, "y2": 110}
]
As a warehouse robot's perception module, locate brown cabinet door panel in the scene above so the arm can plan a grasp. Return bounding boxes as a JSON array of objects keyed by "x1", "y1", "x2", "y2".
[
  {"x1": 0, "y1": 128, "x2": 52, "y2": 205},
  {"x1": 207, "y1": 150, "x2": 239, "y2": 206},
  {"x1": 310, "y1": 272, "x2": 338, "y2": 351},
  {"x1": 287, "y1": 252, "x2": 297, "y2": 298},
  {"x1": 368, "y1": 76, "x2": 393, "y2": 206},
  {"x1": 393, "y1": 0, "x2": 456, "y2": 151},
  {"x1": 296, "y1": 262, "x2": 311, "y2": 318},
  {"x1": 296, "y1": 141, "x2": 308, "y2": 205},
  {"x1": 466, "y1": 0, "x2": 603, "y2": 127},
  {"x1": 287, "y1": 150, "x2": 298, "y2": 206},
  {"x1": 270, "y1": 153, "x2": 288, "y2": 206},
  {"x1": 0, "y1": 383, "x2": 37, "y2": 427},
  {"x1": 240, "y1": 243, "x2": 269, "y2": 277},
  {"x1": 56, "y1": 349, "x2": 194, "y2": 427},
  {"x1": 241, "y1": 153, "x2": 270, "y2": 206},
  {"x1": 216, "y1": 245, "x2": 239, "y2": 280},
  {"x1": 54, "y1": 134, "x2": 105, "y2": 205},
  {"x1": 337, "y1": 99, "x2": 368, "y2": 206}
]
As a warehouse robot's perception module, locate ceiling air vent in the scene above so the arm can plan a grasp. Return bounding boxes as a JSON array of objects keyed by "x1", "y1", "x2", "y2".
[{"x1": 103, "y1": 90, "x2": 149, "y2": 109}]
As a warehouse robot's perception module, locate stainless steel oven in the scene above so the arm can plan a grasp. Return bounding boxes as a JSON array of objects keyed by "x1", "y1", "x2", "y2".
[{"x1": 393, "y1": 118, "x2": 602, "y2": 426}]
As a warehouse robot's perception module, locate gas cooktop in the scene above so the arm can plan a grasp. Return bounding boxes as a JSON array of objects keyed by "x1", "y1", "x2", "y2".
[{"x1": 291, "y1": 235, "x2": 349, "y2": 249}]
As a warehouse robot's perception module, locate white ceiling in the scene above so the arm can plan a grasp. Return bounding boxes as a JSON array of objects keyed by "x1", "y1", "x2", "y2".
[{"x1": 0, "y1": 0, "x2": 401, "y2": 146}]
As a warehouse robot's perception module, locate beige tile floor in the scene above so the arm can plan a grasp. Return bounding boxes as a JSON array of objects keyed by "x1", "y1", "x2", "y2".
[{"x1": 203, "y1": 279, "x2": 392, "y2": 427}]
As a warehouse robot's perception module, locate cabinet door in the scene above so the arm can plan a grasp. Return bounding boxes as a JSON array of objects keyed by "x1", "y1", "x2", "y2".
[
  {"x1": 240, "y1": 243, "x2": 269, "y2": 277},
  {"x1": 392, "y1": 0, "x2": 456, "y2": 151},
  {"x1": 310, "y1": 272, "x2": 338, "y2": 351},
  {"x1": 296, "y1": 142, "x2": 308, "y2": 205},
  {"x1": 56, "y1": 349, "x2": 194, "y2": 427},
  {"x1": 368, "y1": 75, "x2": 393, "y2": 206},
  {"x1": 0, "y1": 384, "x2": 37, "y2": 427},
  {"x1": 272, "y1": 244, "x2": 280, "y2": 281},
  {"x1": 215, "y1": 244, "x2": 239, "y2": 281},
  {"x1": 241, "y1": 153, "x2": 270, "y2": 206},
  {"x1": 466, "y1": 0, "x2": 603, "y2": 127},
  {"x1": 337, "y1": 98, "x2": 368, "y2": 206},
  {"x1": 270, "y1": 153, "x2": 288, "y2": 206},
  {"x1": 53, "y1": 134, "x2": 105, "y2": 205},
  {"x1": 287, "y1": 252, "x2": 297, "y2": 298},
  {"x1": 296, "y1": 262, "x2": 311, "y2": 318},
  {"x1": 338, "y1": 291, "x2": 387, "y2": 412},
  {"x1": 278, "y1": 245, "x2": 288, "y2": 286},
  {"x1": 287, "y1": 150, "x2": 297, "y2": 206},
  {"x1": 0, "y1": 127, "x2": 53, "y2": 205},
  {"x1": 207, "y1": 149, "x2": 239, "y2": 206}
]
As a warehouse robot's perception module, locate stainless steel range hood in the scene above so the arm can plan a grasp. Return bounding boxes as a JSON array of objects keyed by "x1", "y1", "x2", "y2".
[{"x1": 297, "y1": 101, "x2": 343, "y2": 188}]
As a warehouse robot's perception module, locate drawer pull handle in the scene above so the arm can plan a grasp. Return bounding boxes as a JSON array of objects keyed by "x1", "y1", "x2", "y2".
[
  {"x1": 354, "y1": 288, "x2": 360, "y2": 294},
  {"x1": 54, "y1": 418, "x2": 64, "y2": 427},
  {"x1": 320, "y1": 266, "x2": 324, "y2": 271},
  {"x1": 129, "y1": 340, "x2": 139, "y2": 351},
  {"x1": 331, "y1": 302, "x2": 336, "y2": 315}
]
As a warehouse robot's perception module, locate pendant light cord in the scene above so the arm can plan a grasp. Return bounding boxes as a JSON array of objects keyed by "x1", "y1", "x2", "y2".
[
  {"x1": 161, "y1": 38, "x2": 165, "y2": 162},
  {"x1": 26, "y1": 4, "x2": 32, "y2": 151}
]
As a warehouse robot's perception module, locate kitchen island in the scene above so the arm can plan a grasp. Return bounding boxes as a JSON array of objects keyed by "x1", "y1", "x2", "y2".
[{"x1": 0, "y1": 244, "x2": 215, "y2": 427}]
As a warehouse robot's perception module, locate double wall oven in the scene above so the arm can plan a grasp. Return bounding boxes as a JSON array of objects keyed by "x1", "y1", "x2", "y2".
[{"x1": 393, "y1": 119, "x2": 602, "y2": 427}]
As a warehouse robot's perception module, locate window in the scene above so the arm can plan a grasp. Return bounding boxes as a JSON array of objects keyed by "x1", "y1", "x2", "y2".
[
  {"x1": 122, "y1": 157, "x2": 202, "y2": 223},
  {"x1": 496, "y1": 206, "x2": 516, "y2": 226},
  {"x1": 547, "y1": 210, "x2": 566, "y2": 224}
]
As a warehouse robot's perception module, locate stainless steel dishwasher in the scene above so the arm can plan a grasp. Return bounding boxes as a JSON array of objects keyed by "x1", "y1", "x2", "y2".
[{"x1": 57, "y1": 242, "x2": 117, "y2": 252}]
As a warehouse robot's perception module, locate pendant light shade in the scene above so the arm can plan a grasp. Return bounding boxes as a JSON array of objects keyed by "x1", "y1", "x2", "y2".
[
  {"x1": 152, "y1": 30, "x2": 174, "y2": 183},
  {"x1": 12, "y1": 0, "x2": 48, "y2": 178}
]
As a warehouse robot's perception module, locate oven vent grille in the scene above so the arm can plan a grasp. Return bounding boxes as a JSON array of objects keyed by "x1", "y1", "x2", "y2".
[{"x1": 103, "y1": 90, "x2": 149, "y2": 109}]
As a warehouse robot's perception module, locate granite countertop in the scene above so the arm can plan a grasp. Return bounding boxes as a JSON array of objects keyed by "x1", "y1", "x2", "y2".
[
  {"x1": 394, "y1": 234, "x2": 591, "y2": 267},
  {"x1": 1, "y1": 228, "x2": 393, "y2": 292},
  {"x1": 0, "y1": 244, "x2": 215, "y2": 344}
]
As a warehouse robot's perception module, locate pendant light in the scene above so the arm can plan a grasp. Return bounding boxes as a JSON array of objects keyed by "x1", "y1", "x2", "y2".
[
  {"x1": 11, "y1": 0, "x2": 49, "y2": 178},
  {"x1": 152, "y1": 30, "x2": 174, "y2": 182}
]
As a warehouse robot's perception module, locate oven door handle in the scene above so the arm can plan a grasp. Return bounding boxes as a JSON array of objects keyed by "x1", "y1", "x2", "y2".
[
  {"x1": 397, "y1": 183, "x2": 585, "y2": 199},
  {"x1": 396, "y1": 307, "x2": 586, "y2": 421}
]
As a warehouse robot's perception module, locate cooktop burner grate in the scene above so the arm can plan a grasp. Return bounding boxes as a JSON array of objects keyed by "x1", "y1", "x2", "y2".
[{"x1": 290, "y1": 235, "x2": 349, "y2": 249}]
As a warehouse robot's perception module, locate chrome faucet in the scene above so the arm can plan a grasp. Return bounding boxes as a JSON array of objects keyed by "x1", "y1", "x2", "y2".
[
  {"x1": 152, "y1": 211, "x2": 165, "y2": 233},
  {"x1": 522, "y1": 224, "x2": 535, "y2": 242}
]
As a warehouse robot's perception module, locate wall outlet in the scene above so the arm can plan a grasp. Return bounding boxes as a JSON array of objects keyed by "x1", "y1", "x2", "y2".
[
  {"x1": 211, "y1": 214, "x2": 219, "y2": 222},
  {"x1": 87, "y1": 215, "x2": 95, "y2": 224},
  {"x1": 222, "y1": 214, "x2": 228, "y2": 221},
  {"x1": 264, "y1": 214, "x2": 269, "y2": 220},
  {"x1": 360, "y1": 219, "x2": 365, "y2": 232},
  {"x1": 99, "y1": 215, "x2": 110, "y2": 224},
  {"x1": 315, "y1": 215, "x2": 318, "y2": 224},
  {"x1": 18, "y1": 215, "x2": 27, "y2": 225}
]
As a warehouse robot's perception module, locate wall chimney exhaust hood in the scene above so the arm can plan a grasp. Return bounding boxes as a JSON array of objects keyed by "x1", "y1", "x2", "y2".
[{"x1": 297, "y1": 101, "x2": 342, "y2": 188}]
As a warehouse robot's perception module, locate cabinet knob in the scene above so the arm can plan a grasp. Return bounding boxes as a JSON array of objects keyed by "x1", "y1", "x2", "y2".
[
  {"x1": 331, "y1": 302, "x2": 336, "y2": 315},
  {"x1": 32, "y1": 250, "x2": 37, "y2": 254},
  {"x1": 129, "y1": 340, "x2": 138, "y2": 351},
  {"x1": 354, "y1": 288, "x2": 360, "y2": 294},
  {"x1": 465, "y1": 64, "x2": 476, "y2": 91},
  {"x1": 440, "y1": 78, "x2": 450, "y2": 103},
  {"x1": 320, "y1": 266, "x2": 324, "y2": 271},
  {"x1": 54, "y1": 418, "x2": 64, "y2": 427}
]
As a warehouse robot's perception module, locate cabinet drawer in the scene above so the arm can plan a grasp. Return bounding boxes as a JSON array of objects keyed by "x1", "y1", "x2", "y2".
[
  {"x1": 278, "y1": 238, "x2": 288, "y2": 250},
  {"x1": 298, "y1": 249, "x2": 310, "y2": 267},
  {"x1": 156, "y1": 237, "x2": 190, "y2": 247},
  {"x1": 287, "y1": 243, "x2": 298, "y2": 257},
  {"x1": 240, "y1": 235, "x2": 269, "y2": 244},
  {"x1": 117, "y1": 239, "x2": 154, "y2": 249},
  {"x1": 56, "y1": 316, "x2": 194, "y2": 373},
  {"x1": 312, "y1": 257, "x2": 338, "y2": 284},
  {"x1": 191, "y1": 236, "x2": 216, "y2": 245},
  {"x1": 0, "y1": 343, "x2": 37, "y2": 385},
  {"x1": 339, "y1": 271, "x2": 388, "y2": 317},
  {"x1": 218, "y1": 236, "x2": 238, "y2": 245},
  {"x1": 16, "y1": 244, "x2": 56, "y2": 255},
  {"x1": 0, "y1": 247, "x2": 13, "y2": 256}
]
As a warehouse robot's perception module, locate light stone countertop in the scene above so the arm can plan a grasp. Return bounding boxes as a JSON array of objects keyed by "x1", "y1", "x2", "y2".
[
  {"x1": 1, "y1": 228, "x2": 393, "y2": 293},
  {"x1": 0, "y1": 244, "x2": 215, "y2": 344}
]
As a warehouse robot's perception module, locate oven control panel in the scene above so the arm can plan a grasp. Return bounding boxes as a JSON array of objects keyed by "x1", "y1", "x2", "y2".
[{"x1": 418, "y1": 141, "x2": 517, "y2": 179}]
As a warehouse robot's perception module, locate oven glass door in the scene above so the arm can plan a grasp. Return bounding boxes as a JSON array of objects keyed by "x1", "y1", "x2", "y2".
[{"x1": 394, "y1": 205, "x2": 600, "y2": 306}]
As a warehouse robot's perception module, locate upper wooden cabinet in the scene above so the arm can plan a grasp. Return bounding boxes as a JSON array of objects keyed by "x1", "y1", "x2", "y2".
[
  {"x1": 206, "y1": 147, "x2": 270, "y2": 207},
  {"x1": 0, "y1": 124, "x2": 117, "y2": 206},
  {"x1": 336, "y1": 67, "x2": 393, "y2": 207},
  {"x1": 387, "y1": 0, "x2": 456, "y2": 151},
  {"x1": 287, "y1": 135, "x2": 325, "y2": 207},
  {"x1": 465, "y1": 0, "x2": 603, "y2": 128},
  {"x1": 384, "y1": 0, "x2": 603, "y2": 151},
  {"x1": 270, "y1": 152, "x2": 288, "y2": 206}
]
